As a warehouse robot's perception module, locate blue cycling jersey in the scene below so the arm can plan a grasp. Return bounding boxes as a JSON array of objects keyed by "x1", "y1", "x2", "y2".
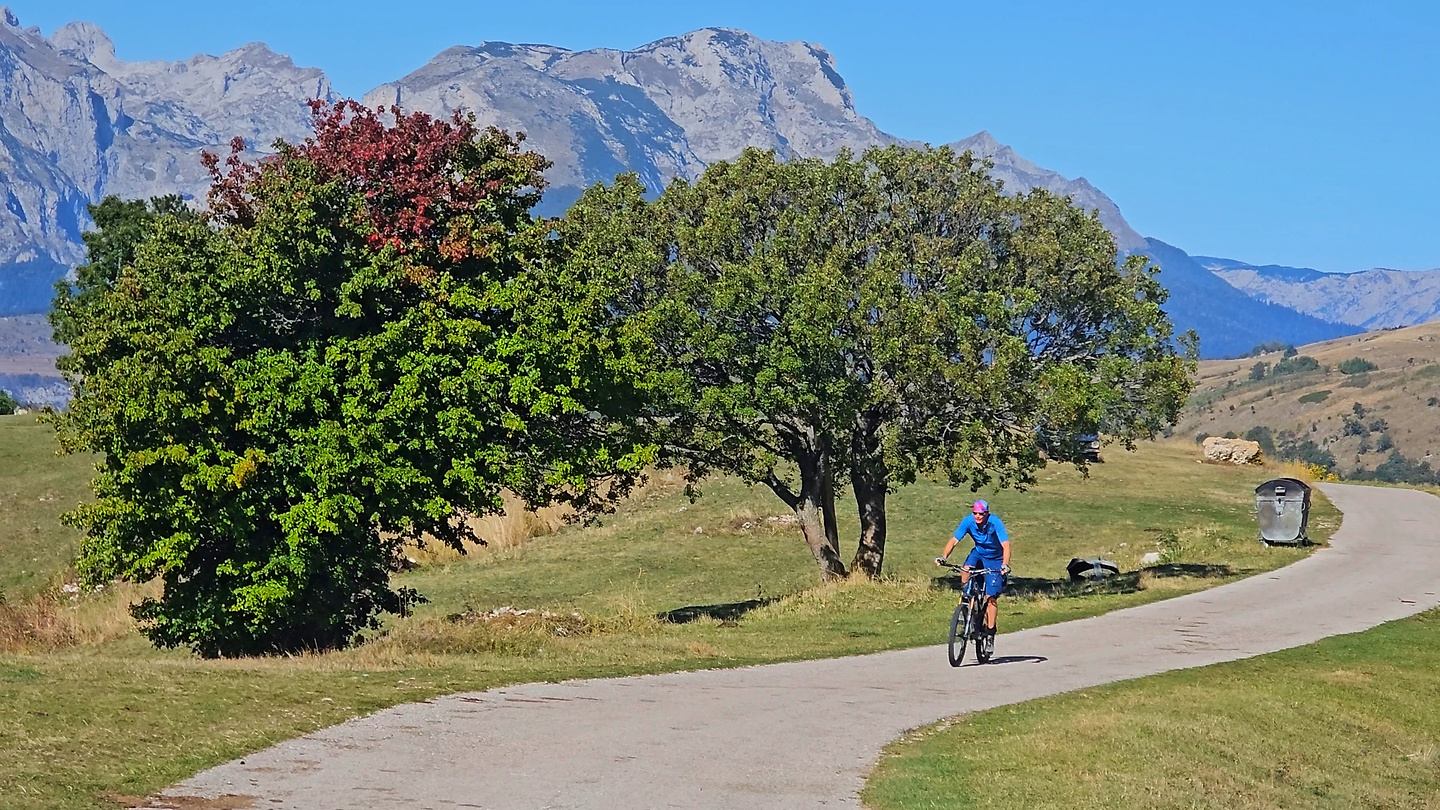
[{"x1": 954, "y1": 513, "x2": 1008, "y2": 558}]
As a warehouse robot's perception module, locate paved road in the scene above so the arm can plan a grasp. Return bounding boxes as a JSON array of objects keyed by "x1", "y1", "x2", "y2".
[{"x1": 158, "y1": 484, "x2": 1440, "y2": 809}]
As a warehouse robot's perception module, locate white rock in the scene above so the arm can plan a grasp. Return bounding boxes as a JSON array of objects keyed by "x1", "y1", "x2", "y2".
[{"x1": 1202, "y1": 436, "x2": 1263, "y2": 465}]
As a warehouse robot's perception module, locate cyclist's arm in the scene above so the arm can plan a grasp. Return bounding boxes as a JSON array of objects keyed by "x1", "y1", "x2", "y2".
[
  {"x1": 939, "y1": 535, "x2": 961, "y2": 561},
  {"x1": 994, "y1": 518, "x2": 1011, "y2": 571}
]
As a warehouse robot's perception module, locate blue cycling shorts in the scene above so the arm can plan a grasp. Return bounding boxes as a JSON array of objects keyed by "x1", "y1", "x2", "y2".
[{"x1": 963, "y1": 548, "x2": 1005, "y2": 597}]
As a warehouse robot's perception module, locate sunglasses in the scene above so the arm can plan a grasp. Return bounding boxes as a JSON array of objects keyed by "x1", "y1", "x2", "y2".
[{"x1": 972, "y1": 511, "x2": 988, "y2": 517}]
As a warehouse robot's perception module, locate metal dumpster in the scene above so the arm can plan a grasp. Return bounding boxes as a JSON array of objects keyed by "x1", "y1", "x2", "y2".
[{"x1": 1255, "y1": 478, "x2": 1311, "y2": 545}]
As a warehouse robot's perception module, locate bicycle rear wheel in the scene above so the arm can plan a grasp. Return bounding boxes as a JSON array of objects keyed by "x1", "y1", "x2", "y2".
[{"x1": 947, "y1": 602, "x2": 970, "y2": 667}]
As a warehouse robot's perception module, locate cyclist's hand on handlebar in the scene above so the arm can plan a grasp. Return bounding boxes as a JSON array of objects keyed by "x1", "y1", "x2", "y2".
[
  {"x1": 1001, "y1": 564, "x2": 1011, "y2": 575},
  {"x1": 935, "y1": 557, "x2": 948, "y2": 567}
]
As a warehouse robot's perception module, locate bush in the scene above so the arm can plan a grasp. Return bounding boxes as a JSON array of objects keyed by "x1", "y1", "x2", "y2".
[
  {"x1": 1338, "y1": 357, "x2": 1378, "y2": 375},
  {"x1": 1243, "y1": 426, "x2": 1276, "y2": 455},
  {"x1": 1249, "y1": 361, "x2": 1269, "y2": 381},
  {"x1": 1351, "y1": 451, "x2": 1440, "y2": 485},
  {"x1": 1194, "y1": 432, "x2": 1211, "y2": 444},
  {"x1": 1272, "y1": 355, "x2": 1320, "y2": 376},
  {"x1": 1243, "y1": 341, "x2": 1291, "y2": 357},
  {"x1": 1297, "y1": 390, "x2": 1331, "y2": 404},
  {"x1": 1273, "y1": 429, "x2": 1337, "y2": 472},
  {"x1": 0, "y1": 388, "x2": 15, "y2": 415}
]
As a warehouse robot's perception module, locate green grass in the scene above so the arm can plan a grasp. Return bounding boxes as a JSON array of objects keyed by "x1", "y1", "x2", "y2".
[
  {"x1": 0, "y1": 434, "x2": 1337, "y2": 809},
  {"x1": 863, "y1": 609, "x2": 1440, "y2": 810},
  {"x1": 1297, "y1": 390, "x2": 1331, "y2": 404},
  {"x1": 0, "y1": 415, "x2": 94, "y2": 598}
]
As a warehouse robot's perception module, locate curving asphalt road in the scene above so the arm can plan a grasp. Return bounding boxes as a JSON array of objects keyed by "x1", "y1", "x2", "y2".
[{"x1": 156, "y1": 483, "x2": 1440, "y2": 809}]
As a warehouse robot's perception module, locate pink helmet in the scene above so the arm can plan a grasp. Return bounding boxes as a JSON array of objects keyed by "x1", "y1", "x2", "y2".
[{"x1": 972, "y1": 500, "x2": 989, "y2": 514}]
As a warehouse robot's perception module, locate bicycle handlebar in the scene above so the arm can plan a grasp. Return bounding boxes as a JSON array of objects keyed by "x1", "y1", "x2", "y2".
[{"x1": 938, "y1": 562, "x2": 1003, "y2": 575}]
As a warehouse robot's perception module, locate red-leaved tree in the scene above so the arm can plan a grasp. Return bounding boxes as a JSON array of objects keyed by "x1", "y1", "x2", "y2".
[{"x1": 56, "y1": 101, "x2": 651, "y2": 656}]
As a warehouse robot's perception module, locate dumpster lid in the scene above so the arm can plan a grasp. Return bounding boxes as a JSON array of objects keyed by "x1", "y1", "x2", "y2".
[{"x1": 1255, "y1": 477, "x2": 1311, "y2": 497}]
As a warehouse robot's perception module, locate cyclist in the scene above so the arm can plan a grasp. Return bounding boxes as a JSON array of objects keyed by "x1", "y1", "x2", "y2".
[{"x1": 935, "y1": 499, "x2": 1011, "y2": 638}]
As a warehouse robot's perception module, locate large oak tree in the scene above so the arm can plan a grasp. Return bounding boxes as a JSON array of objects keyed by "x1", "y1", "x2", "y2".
[{"x1": 568, "y1": 146, "x2": 1194, "y2": 579}]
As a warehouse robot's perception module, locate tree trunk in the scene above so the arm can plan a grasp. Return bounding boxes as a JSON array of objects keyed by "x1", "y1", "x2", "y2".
[
  {"x1": 765, "y1": 446, "x2": 846, "y2": 580},
  {"x1": 850, "y1": 469, "x2": 887, "y2": 579},
  {"x1": 850, "y1": 414, "x2": 889, "y2": 579}
]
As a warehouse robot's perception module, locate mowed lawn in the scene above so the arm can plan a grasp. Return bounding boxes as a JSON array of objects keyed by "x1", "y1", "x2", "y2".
[
  {"x1": 0, "y1": 415, "x2": 1338, "y2": 810},
  {"x1": 863, "y1": 609, "x2": 1440, "y2": 810}
]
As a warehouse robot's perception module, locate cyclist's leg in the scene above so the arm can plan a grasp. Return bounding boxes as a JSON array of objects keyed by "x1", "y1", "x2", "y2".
[{"x1": 981, "y1": 563, "x2": 1004, "y2": 631}]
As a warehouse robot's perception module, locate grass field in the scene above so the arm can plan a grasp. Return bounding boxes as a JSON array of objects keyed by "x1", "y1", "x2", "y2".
[
  {"x1": 0, "y1": 415, "x2": 95, "y2": 598},
  {"x1": 863, "y1": 609, "x2": 1440, "y2": 810},
  {"x1": 0, "y1": 414, "x2": 1338, "y2": 809}
]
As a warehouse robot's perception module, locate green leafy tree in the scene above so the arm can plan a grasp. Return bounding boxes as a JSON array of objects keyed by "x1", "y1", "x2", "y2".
[
  {"x1": 1249, "y1": 361, "x2": 1269, "y2": 381},
  {"x1": 571, "y1": 146, "x2": 1194, "y2": 579},
  {"x1": 51, "y1": 196, "x2": 195, "y2": 338},
  {"x1": 51, "y1": 102, "x2": 650, "y2": 656},
  {"x1": 1244, "y1": 426, "x2": 1276, "y2": 455},
  {"x1": 1338, "y1": 357, "x2": 1378, "y2": 374},
  {"x1": 0, "y1": 388, "x2": 16, "y2": 415}
]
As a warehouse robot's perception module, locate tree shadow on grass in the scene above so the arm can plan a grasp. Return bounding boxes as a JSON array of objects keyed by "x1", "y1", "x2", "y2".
[
  {"x1": 934, "y1": 562, "x2": 1236, "y2": 600},
  {"x1": 658, "y1": 597, "x2": 780, "y2": 624}
]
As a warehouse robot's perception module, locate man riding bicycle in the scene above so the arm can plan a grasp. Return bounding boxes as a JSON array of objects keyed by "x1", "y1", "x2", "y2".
[{"x1": 936, "y1": 500, "x2": 1011, "y2": 638}]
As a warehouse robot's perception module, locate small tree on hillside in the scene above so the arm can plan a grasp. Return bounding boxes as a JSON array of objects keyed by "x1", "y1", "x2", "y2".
[
  {"x1": 569, "y1": 146, "x2": 1194, "y2": 579},
  {"x1": 0, "y1": 388, "x2": 16, "y2": 415},
  {"x1": 52, "y1": 102, "x2": 651, "y2": 656}
]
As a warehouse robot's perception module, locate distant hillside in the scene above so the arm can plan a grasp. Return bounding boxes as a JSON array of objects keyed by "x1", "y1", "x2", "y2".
[
  {"x1": 1142, "y1": 241, "x2": 1359, "y2": 359},
  {"x1": 1178, "y1": 320, "x2": 1440, "y2": 474},
  {"x1": 0, "y1": 314, "x2": 65, "y2": 407},
  {"x1": 1200, "y1": 257, "x2": 1440, "y2": 331}
]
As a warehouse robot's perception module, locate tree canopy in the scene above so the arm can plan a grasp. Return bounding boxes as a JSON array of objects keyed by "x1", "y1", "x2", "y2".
[
  {"x1": 568, "y1": 146, "x2": 1195, "y2": 578},
  {"x1": 52, "y1": 102, "x2": 651, "y2": 656}
]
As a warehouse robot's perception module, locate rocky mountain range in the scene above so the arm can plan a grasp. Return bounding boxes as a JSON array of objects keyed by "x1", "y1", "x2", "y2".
[
  {"x1": 0, "y1": 8, "x2": 1373, "y2": 366},
  {"x1": 1201, "y1": 257, "x2": 1440, "y2": 331}
]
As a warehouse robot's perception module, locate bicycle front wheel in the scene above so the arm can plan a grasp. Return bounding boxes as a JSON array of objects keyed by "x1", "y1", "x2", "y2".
[{"x1": 948, "y1": 602, "x2": 970, "y2": 667}]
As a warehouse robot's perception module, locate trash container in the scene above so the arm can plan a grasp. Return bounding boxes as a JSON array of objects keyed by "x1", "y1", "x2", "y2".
[{"x1": 1255, "y1": 478, "x2": 1311, "y2": 545}]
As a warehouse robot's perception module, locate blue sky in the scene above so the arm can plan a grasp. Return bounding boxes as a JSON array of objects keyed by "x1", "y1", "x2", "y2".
[{"x1": 16, "y1": 1, "x2": 1439, "y2": 272}]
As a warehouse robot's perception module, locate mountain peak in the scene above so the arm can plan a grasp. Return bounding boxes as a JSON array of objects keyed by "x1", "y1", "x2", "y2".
[
  {"x1": 1, "y1": 8, "x2": 18, "y2": 28},
  {"x1": 49, "y1": 21, "x2": 114, "y2": 63}
]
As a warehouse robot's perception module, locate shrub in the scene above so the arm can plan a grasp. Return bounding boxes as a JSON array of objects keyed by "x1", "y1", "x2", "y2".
[
  {"x1": 1351, "y1": 451, "x2": 1440, "y2": 485},
  {"x1": 1243, "y1": 426, "x2": 1276, "y2": 455},
  {"x1": 1338, "y1": 357, "x2": 1378, "y2": 375},
  {"x1": 1249, "y1": 361, "x2": 1269, "y2": 381},
  {"x1": 1194, "y1": 432, "x2": 1211, "y2": 444},
  {"x1": 1297, "y1": 390, "x2": 1331, "y2": 404},
  {"x1": 0, "y1": 388, "x2": 15, "y2": 415},
  {"x1": 1272, "y1": 355, "x2": 1320, "y2": 376}
]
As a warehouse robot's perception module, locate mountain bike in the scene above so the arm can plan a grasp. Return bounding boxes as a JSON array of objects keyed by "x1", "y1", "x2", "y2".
[{"x1": 940, "y1": 563, "x2": 1001, "y2": 666}]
